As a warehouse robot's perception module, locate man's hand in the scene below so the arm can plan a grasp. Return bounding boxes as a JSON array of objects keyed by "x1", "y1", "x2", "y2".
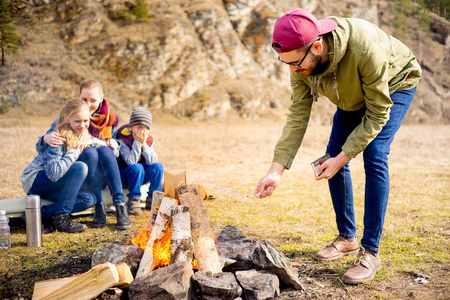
[
  {"x1": 254, "y1": 162, "x2": 286, "y2": 198},
  {"x1": 43, "y1": 132, "x2": 66, "y2": 148},
  {"x1": 316, "y1": 151, "x2": 351, "y2": 180}
]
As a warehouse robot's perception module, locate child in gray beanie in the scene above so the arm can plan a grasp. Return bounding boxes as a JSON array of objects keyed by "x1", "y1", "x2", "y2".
[{"x1": 116, "y1": 107, "x2": 164, "y2": 215}]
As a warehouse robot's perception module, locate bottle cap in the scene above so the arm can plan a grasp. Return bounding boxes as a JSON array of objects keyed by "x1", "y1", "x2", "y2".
[
  {"x1": 25, "y1": 195, "x2": 41, "y2": 209},
  {"x1": 0, "y1": 210, "x2": 5, "y2": 215}
]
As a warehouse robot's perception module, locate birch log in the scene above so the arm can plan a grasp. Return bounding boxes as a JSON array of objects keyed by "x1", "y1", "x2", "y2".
[
  {"x1": 32, "y1": 263, "x2": 132, "y2": 299},
  {"x1": 164, "y1": 170, "x2": 186, "y2": 200},
  {"x1": 136, "y1": 197, "x2": 177, "y2": 278},
  {"x1": 177, "y1": 184, "x2": 222, "y2": 274},
  {"x1": 147, "y1": 191, "x2": 167, "y2": 228},
  {"x1": 170, "y1": 205, "x2": 194, "y2": 265},
  {"x1": 32, "y1": 263, "x2": 119, "y2": 300}
]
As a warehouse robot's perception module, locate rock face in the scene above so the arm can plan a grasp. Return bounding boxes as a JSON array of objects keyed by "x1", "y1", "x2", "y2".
[{"x1": 2, "y1": 0, "x2": 449, "y2": 123}]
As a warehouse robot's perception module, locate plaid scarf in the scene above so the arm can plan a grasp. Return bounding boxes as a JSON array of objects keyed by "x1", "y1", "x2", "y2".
[{"x1": 89, "y1": 99, "x2": 118, "y2": 140}]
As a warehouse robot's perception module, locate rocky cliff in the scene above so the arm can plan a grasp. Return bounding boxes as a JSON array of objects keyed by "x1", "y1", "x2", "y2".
[{"x1": 1, "y1": 0, "x2": 449, "y2": 123}]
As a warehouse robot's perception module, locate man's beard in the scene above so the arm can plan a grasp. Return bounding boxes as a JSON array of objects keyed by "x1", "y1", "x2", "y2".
[{"x1": 310, "y1": 56, "x2": 330, "y2": 76}]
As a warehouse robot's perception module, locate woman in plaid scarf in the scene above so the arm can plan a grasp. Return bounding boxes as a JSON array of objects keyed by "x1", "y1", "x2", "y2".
[{"x1": 35, "y1": 79, "x2": 131, "y2": 230}]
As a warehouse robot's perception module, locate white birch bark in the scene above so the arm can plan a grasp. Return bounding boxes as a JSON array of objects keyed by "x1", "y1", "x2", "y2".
[{"x1": 136, "y1": 197, "x2": 177, "y2": 278}]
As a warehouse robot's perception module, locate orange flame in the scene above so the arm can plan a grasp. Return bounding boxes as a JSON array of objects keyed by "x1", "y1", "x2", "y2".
[
  {"x1": 130, "y1": 219, "x2": 213, "y2": 271},
  {"x1": 151, "y1": 227, "x2": 172, "y2": 270},
  {"x1": 129, "y1": 225, "x2": 152, "y2": 251},
  {"x1": 191, "y1": 258, "x2": 198, "y2": 270},
  {"x1": 129, "y1": 223, "x2": 173, "y2": 270}
]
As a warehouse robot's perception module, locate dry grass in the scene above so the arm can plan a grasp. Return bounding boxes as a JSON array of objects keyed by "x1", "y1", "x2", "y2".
[{"x1": 0, "y1": 112, "x2": 449, "y2": 299}]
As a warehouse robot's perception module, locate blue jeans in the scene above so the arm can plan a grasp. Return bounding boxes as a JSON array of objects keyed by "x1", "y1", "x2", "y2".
[
  {"x1": 96, "y1": 146, "x2": 126, "y2": 205},
  {"x1": 78, "y1": 147, "x2": 103, "y2": 205},
  {"x1": 120, "y1": 162, "x2": 164, "y2": 198},
  {"x1": 326, "y1": 87, "x2": 416, "y2": 253},
  {"x1": 29, "y1": 162, "x2": 96, "y2": 218}
]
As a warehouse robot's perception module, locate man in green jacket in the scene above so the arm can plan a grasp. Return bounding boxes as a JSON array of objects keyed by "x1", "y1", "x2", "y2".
[{"x1": 254, "y1": 8, "x2": 421, "y2": 284}]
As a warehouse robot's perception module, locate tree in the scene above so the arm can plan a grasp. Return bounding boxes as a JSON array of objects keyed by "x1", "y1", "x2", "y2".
[{"x1": 0, "y1": 0, "x2": 19, "y2": 66}]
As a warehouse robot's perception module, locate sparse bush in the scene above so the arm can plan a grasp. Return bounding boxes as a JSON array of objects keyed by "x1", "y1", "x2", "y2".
[
  {"x1": 394, "y1": 12, "x2": 408, "y2": 38},
  {"x1": 17, "y1": 87, "x2": 26, "y2": 104},
  {"x1": 0, "y1": 96, "x2": 10, "y2": 113},
  {"x1": 133, "y1": 0, "x2": 149, "y2": 21}
]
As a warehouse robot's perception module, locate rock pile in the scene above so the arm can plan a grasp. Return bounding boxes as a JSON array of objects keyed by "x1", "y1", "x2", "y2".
[{"x1": 92, "y1": 225, "x2": 305, "y2": 300}]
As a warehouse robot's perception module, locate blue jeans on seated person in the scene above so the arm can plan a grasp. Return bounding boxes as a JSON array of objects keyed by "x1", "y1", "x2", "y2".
[
  {"x1": 120, "y1": 162, "x2": 164, "y2": 199},
  {"x1": 78, "y1": 147, "x2": 103, "y2": 205},
  {"x1": 96, "y1": 146, "x2": 126, "y2": 205},
  {"x1": 29, "y1": 162, "x2": 96, "y2": 218},
  {"x1": 326, "y1": 87, "x2": 416, "y2": 254}
]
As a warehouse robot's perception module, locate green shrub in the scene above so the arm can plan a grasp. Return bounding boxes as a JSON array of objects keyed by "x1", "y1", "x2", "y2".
[{"x1": 0, "y1": 96, "x2": 10, "y2": 113}]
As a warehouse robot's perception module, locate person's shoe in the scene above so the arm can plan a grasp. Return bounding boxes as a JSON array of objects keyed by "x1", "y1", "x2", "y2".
[
  {"x1": 313, "y1": 235, "x2": 359, "y2": 261},
  {"x1": 145, "y1": 195, "x2": 152, "y2": 210},
  {"x1": 115, "y1": 204, "x2": 131, "y2": 230},
  {"x1": 52, "y1": 214, "x2": 87, "y2": 233},
  {"x1": 127, "y1": 197, "x2": 143, "y2": 216},
  {"x1": 92, "y1": 203, "x2": 107, "y2": 228},
  {"x1": 342, "y1": 247, "x2": 381, "y2": 284}
]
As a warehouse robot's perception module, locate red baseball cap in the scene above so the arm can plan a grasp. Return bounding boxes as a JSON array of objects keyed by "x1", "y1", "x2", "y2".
[{"x1": 272, "y1": 9, "x2": 337, "y2": 53}]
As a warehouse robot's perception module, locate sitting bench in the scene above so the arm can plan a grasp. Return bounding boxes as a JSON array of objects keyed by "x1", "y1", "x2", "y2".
[{"x1": 0, "y1": 183, "x2": 150, "y2": 219}]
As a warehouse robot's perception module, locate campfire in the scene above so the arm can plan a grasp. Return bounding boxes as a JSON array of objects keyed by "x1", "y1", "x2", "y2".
[{"x1": 32, "y1": 171, "x2": 306, "y2": 300}]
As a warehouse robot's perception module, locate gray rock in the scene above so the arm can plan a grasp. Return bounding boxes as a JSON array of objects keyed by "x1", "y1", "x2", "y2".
[
  {"x1": 193, "y1": 271, "x2": 242, "y2": 300},
  {"x1": 129, "y1": 261, "x2": 194, "y2": 300},
  {"x1": 250, "y1": 241, "x2": 304, "y2": 290},
  {"x1": 216, "y1": 238, "x2": 255, "y2": 259},
  {"x1": 217, "y1": 225, "x2": 247, "y2": 242},
  {"x1": 91, "y1": 243, "x2": 144, "y2": 277},
  {"x1": 216, "y1": 238, "x2": 256, "y2": 272},
  {"x1": 236, "y1": 269, "x2": 280, "y2": 300}
]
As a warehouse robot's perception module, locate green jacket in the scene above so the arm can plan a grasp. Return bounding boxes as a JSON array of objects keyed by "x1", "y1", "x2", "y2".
[{"x1": 273, "y1": 17, "x2": 421, "y2": 169}]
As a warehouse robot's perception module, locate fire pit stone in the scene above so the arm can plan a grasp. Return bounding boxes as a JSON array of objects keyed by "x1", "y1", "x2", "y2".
[
  {"x1": 91, "y1": 242, "x2": 144, "y2": 277},
  {"x1": 193, "y1": 271, "x2": 243, "y2": 300},
  {"x1": 235, "y1": 269, "x2": 280, "y2": 300},
  {"x1": 250, "y1": 241, "x2": 305, "y2": 291},
  {"x1": 217, "y1": 225, "x2": 247, "y2": 242}
]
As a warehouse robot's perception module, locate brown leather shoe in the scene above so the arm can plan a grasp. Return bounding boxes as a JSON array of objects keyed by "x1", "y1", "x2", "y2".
[
  {"x1": 342, "y1": 247, "x2": 381, "y2": 284},
  {"x1": 313, "y1": 235, "x2": 359, "y2": 261}
]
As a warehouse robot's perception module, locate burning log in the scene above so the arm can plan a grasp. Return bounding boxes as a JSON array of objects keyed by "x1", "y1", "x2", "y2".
[
  {"x1": 136, "y1": 197, "x2": 178, "y2": 278},
  {"x1": 170, "y1": 205, "x2": 194, "y2": 265},
  {"x1": 177, "y1": 184, "x2": 222, "y2": 274},
  {"x1": 147, "y1": 191, "x2": 167, "y2": 228},
  {"x1": 164, "y1": 170, "x2": 186, "y2": 199}
]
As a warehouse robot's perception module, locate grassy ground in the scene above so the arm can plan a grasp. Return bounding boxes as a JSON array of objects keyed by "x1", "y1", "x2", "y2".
[{"x1": 0, "y1": 112, "x2": 448, "y2": 299}]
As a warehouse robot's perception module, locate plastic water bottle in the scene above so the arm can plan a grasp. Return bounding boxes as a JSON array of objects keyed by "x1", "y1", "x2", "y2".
[{"x1": 0, "y1": 210, "x2": 11, "y2": 249}]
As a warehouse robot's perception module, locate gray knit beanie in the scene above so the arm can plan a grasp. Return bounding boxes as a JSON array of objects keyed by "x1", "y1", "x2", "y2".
[{"x1": 129, "y1": 107, "x2": 152, "y2": 129}]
